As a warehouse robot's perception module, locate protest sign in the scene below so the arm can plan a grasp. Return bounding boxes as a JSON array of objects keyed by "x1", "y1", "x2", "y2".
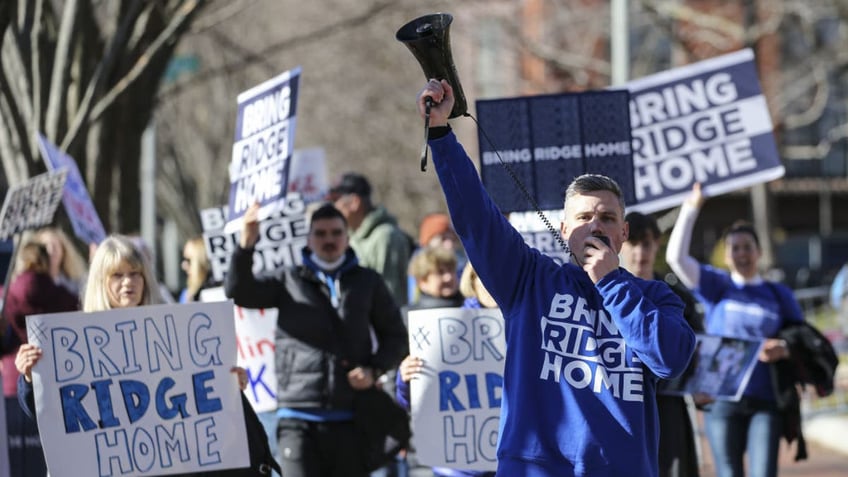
[
  {"x1": 287, "y1": 147, "x2": 328, "y2": 204},
  {"x1": 37, "y1": 133, "x2": 107, "y2": 245},
  {"x1": 200, "y1": 192, "x2": 308, "y2": 284},
  {"x1": 477, "y1": 90, "x2": 633, "y2": 214},
  {"x1": 199, "y1": 287, "x2": 277, "y2": 413},
  {"x1": 508, "y1": 209, "x2": 570, "y2": 264},
  {"x1": 26, "y1": 301, "x2": 249, "y2": 476},
  {"x1": 407, "y1": 307, "x2": 505, "y2": 471},
  {"x1": 0, "y1": 170, "x2": 67, "y2": 240},
  {"x1": 626, "y1": 48, "x2": 783, "y2": 213},
  {"x1": 226, "y1": 66, "x2": 301, "y2": 234},
  {"x1": 659, "y1": 333, "x2": 761, "y2": 401}
]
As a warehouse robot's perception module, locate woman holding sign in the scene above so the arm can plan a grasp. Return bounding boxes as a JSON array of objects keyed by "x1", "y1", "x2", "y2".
[
  {"x1": 666, "y1": 183, "x2": 802, "y2": 477},
  {"x1": 395, "y1": 261, "x2": 496, "y2": 477},
  {"x1": 2, "y1": 242, "x2": 79, "y2": 477},
  {"x1": 14, "y1": 235, "x2": 261, "y2": 477}
]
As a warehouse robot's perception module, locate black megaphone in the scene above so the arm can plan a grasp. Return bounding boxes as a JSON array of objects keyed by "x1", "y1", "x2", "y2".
[{"x1": 396, "y1": 13, "x2": 468, "y2": 119}]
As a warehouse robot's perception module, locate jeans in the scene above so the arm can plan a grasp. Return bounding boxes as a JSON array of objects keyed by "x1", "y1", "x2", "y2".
[{"x1": 704, "y1": 398, "x2": 782, "y2": 477}]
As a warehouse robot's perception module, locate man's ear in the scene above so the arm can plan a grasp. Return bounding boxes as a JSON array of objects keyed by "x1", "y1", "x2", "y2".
[
  {"x1": 622, "y1": 222, "x2": 629, "y2": 242},
  {"x1": 560, "y1": 221, "x2": 567, "y2": 237}
]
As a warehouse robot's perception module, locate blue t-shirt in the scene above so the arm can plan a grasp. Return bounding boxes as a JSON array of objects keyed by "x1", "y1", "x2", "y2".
[{"x1": 696, "y1": 265, "x2": 804, "y2": 400}]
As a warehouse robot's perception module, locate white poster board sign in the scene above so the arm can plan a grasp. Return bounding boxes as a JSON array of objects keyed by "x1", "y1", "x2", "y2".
[
  {"x1": 287, "y1": 147, "x2": 327, "y2": 204},
  {"x1": 200, "y1": 287, "x2": 277, "y2": 413},
  {"x1": 26, "y1": 301, "x2": 249, "y2": 476},
  {"x1": 408, "y1": 307, "x2": 505, "y2": 472}
]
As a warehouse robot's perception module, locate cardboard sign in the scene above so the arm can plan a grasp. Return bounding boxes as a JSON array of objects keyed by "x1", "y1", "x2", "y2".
[
  {"x1": 37, "y1": 133, "x2": 107, "y2": 245},
  {"x1": 226, "y1": 67, "x2": 301, "y2": 234},
  {"x1": 626, "y1": 48, "x2": 783, "y2": 213},
  {"x1": 477, "y1": 90, "x2": 633, "y2": 213},
  {"x1": 26, "y1": 301, "x2": 249, "y2": 477},
  {"x1": 659, "y1": 333, "x2": 761, "y2": 401},
  {"x1": 0, "y1": 170, "x2": 67, "y2": 240},
  {"x1": 200, "y1": 193, "x2": 308, "y2": 284},
  {"x1": 407, "y1": 307, "x2": 505, "y2": 472},
  {"x1": 199, "y1": 287, "x2": 278, "y2": 413}
]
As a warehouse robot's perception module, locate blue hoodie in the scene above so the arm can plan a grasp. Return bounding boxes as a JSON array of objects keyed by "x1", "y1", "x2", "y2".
[{"x1": 429, "y1": 132, "x2": 696, "y2": 477}]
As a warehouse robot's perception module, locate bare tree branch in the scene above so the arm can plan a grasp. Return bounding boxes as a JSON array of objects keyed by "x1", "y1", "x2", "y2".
[
  {"x1": 60, "y1": 0, "x2": 148, "y2": 150},
  {"x1": 29, "y1": 0, "x2": 44, "y2": 141},
  {"x1": 88, "y1": 0, "x2": 205, "y2": 123},
  {"x1": 45, "y1": 0, "x2": 81, "y2": 141},
  {"x1": 190, "y1": 0, "x2": 255, "y2": 33},
  {"x1": 157, "y1": 0, "x2": 394, "y2": 100}
]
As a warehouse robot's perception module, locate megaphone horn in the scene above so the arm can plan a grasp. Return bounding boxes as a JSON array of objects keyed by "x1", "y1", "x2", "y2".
[{"x1": 396, "y1": 13, "x2": 468, "y2": 119}]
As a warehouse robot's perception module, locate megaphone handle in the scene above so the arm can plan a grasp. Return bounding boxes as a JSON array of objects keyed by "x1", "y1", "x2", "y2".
[{"x1": 420, "y1": 97, "x2": 433, "y2": 171}]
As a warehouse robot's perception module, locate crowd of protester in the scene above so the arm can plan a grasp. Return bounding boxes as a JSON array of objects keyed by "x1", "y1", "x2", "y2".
[{"x1": 0, "y1": 161, "x2": 836, "y2": 477}]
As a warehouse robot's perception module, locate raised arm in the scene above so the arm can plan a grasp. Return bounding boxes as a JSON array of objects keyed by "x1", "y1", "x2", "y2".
[
  {"x1": 224, "y1": 202, "x2": 285, "y2": 308},
  {"x1": 666, "y1": 183, "x2": 704, "y2": 290},
  {"x1": 419, "y1": 80, "x2": 545, "y2": 314}
]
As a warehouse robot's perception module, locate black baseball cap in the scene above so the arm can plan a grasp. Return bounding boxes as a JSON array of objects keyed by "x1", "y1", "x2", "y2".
[{"x1": 328, "y1": 173, "x2": 372, "y2": 198}]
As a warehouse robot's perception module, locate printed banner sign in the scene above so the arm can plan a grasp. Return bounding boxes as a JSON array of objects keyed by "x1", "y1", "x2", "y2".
[
  {"x1": 0, "y1": 170, "x2": 67, "y2": 240},
  {"x1": 226, "y1": 66, "x2": 302, "y2": 234},
  {"x1": 199, "y1": 287, "x2": 277, "y2": 413},
  {"x1": 26, "y1": 301, "x2": 249, "y2": 476},
  {"x1": 408, "y1": 307, "x2": 505, "y2": 471},
  {"x1": 508, "y1": 209, "x2": 570, "y2": 264},
  {"x1": 200, "y1": 192, "x2": 308, "y2": 284},
  {"x1": 626, "y1": 48, "x2": 783, "y2": 213},
  {"x1": 477, "y1": 90, "x2": 634, "y2": 214},
  {"x1": 37, "y1": 133, "x2": 107, "y2": 245},
  {"x1": 659, "y1": 333, "x2": 761, "y2": 401}
]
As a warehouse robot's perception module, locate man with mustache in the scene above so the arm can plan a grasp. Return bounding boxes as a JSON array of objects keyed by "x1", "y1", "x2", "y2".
[{"x1": 225, "y1": 202, "x2": 409, "y2": 477}]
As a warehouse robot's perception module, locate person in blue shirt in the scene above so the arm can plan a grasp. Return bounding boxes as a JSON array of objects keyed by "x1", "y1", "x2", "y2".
[
  {"x1": 414, "y1": 79, "x2": 696, "y2": 477},
  {"x1": 666, "y1": 183, "x2": 802, "y2": 477}
]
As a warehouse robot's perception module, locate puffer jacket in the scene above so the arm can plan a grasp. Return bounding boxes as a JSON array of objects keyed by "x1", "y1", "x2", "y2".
[{"x1": 225, "y1": 246, "x2": 408, "y2": 410}]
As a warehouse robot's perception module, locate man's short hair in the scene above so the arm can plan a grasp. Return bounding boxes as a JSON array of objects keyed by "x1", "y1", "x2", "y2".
[
  {"x1": 564, "y1": 174, "x2": 625, "y2": 214},
  {"x1": 625, "y1": 212, "x2": 660, "y2": 244},
  {"x1": 310, "y1": 203, "x2": 348, "y2": 227},
  {"x1": 329, "y1": 173, "x2": 372, "y2": 199}
]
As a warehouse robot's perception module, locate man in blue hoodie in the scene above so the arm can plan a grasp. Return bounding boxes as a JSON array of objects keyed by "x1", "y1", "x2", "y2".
[{"x1": 414, "y1": 79, "x2": 697, "y2": 477}]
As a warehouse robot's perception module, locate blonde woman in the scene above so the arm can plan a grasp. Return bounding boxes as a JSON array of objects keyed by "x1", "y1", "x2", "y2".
[
  {"x1": 180, "y1": 236, "x2": 212, "y2": 303},
  {"x1": 14, "y1": 235, "x2": 253, "y2": 476},
  {"x1": 33, "y1": 226, "x2": 88, "y2": 298}
]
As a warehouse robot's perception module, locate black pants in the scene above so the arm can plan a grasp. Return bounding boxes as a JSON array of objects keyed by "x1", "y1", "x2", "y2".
[
  {"x1": 5, "y1": 396, "x2": 47, "y2": 477},
  {"x1": 277, "y1": 418, "x2": 368, "y2": 477}
]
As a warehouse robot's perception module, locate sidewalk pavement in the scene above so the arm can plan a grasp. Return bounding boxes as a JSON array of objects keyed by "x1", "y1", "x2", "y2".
[
  {"x1": 696, "y1": 412, "x2": 848, "y2": 477},
  {"x1": 802, "y1": 412, "x2": 848, "y2": 457}
]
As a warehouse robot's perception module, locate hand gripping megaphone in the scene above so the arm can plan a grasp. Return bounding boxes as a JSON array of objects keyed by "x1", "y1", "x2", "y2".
[
  {"x1": 396, "y1": 13, "x2": 468, "y2": 170},
  {"x1": 395, "y1": 12, "x2": 468, "y2": 119}
]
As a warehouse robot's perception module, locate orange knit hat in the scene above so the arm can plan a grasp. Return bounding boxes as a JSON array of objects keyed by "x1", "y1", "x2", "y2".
[{"x1": 418, "y1": 213, "x2": 453, "y2": 247}]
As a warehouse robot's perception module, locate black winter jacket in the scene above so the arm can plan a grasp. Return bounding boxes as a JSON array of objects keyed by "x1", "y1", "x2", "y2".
[{"x1": 225, "y1": 246, "x2": 408, "y2": 411}]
